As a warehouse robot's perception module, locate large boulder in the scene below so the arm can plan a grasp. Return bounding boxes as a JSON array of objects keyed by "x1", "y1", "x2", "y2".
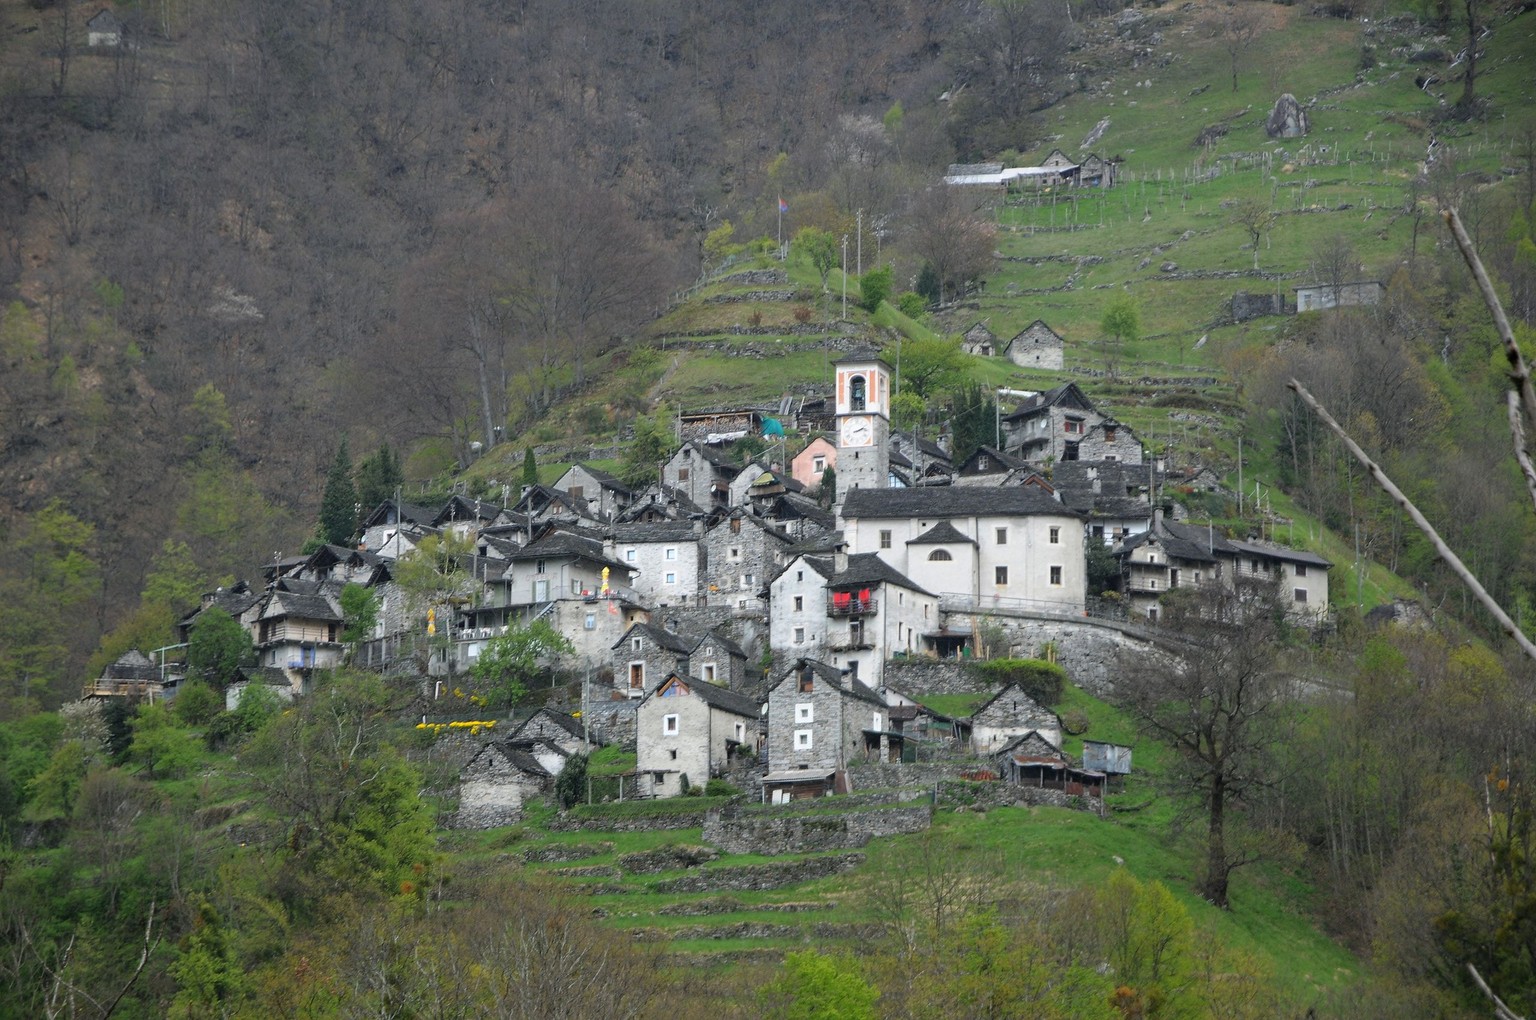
[{"x1": 1266, "y1": 94, "x2": 1309, "y2": 139}]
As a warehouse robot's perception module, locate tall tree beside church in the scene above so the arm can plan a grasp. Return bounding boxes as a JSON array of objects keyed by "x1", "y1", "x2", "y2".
[{"x1": 319, "y1": 441, "x2": 358, "y2": 547}]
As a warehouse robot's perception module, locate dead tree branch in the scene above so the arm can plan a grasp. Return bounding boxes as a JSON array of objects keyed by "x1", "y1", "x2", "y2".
[
  {"x1": 1467, "y1": 963, "x2": 1526, "y2": 1020},
  {"x1": 1286, "y1": 378, "x2": 1536, "y2": 664}
]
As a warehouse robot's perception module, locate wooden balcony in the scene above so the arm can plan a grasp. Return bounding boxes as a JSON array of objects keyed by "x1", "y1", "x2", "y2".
[{"x1": 827, "y1": 597, "x2": 878, "y2": 617}]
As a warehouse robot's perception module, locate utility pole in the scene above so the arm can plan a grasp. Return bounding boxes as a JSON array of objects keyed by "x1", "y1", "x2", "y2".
[
  {"x1": 856, "y1": 209, "x2": 863, "y2": 276},
  {"x1": 841, "y1": 234, "x2": 848, "y2": 319}
]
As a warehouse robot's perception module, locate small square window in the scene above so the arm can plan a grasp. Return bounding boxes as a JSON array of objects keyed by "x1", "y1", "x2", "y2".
[
  {"x1": 669, "y1": 749, "x2": 678, "y2": 760},
  {"x1": 584, "y1": 613, "x2": 596, "y2": 630},
  {"x1": 632, "y1": 637, "x2": 642, "y2": 651},
  {"x1": 793, "y1": 595, "x2": 804, "y2": 611},
  {"x1": 665, "y1": 548, "x2": 677, "y2": 561},
  {"x1": 796, "y1": 703, "x2": 814, "y2": 723},
  {"x1": 795, "y1": 729, "x2": 813, "y2": 749},
  {"x1": 996, "y1": 527, "x2": 1008, "y2": 545},
  {"x1": 703, "y1": 664, "x2": 716, "y2": 682},
  {"x1": 535, "y1": 559, "x2": 546, "y2": 573},
  {"x1": 794, "y1": 627, "x2": 805, "y2": 644},
  {"x1": 729, "y1": 547, "x2": 741, "y2": 561},
  {"x1": 663, "y1": 714, "x2": 679, "y2": 735},
  {"x1": 1049, "y1": 526, "x2": 1060, "y2": 544},
  {"x1": 677, "y1": 467, "x2": 690, "y2": 481},
  {"x1": 1050, "y1": 565, "x2": 1063, "y2": 585},
  {"x1": 1294, "y1": 588, "x2": 1308, "y2": 603},
  {"x1": 626, "y1": 549, "x2": 637, "y2": 562},
  {"x1": 880, "y1": 530, "x2": 892, "y2": 549},
  {"x1": 813, "y1": 457, "x2": 826, "y2": 472},
  {"x1": 995, "y1": 566, "x2": 1009, "y2": 585},
  {"x1": 665, "y1": 572, "x2": 677, "y2": 584},
  {"x1": 1295, "y1": 564, "x2": 1308, "y2": 577}
]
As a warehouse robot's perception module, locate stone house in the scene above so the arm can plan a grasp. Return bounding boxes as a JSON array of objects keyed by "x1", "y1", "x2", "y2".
[
  {"x1": 702, "y1": 510, "x2": 793, "y2": 610},
  {"x1": 730, "y1": 463, "x2": 806, "y2": 509},
  {"x1": 969, "y1": 683, "x2": 1063, "y2": 754},
  {"x1": 759, "y1": 493, "x2": 836, "y2": 543},
  {"x1": 891, "y1": 433, "x2": 954, "y2": 487},
  {"x1": 790, "y1": 436, "x2": 837, "y2": 491},
  {"x1": 613, "y1": 622, "x2": 695, "y2": 697},
  {"x1": 222, "y1": 665, "x2": 297, "y2": 710},
  {"x1": 766, "y1": 659, "x2": 892, "y2": 773},
  {"x1": 512, "y1": 485, "x2": 600, "y2": 528},
  {"x1": 961, "y1": 321, "x2": 999, "y2": 356},
  {"x1": 608, "y1": 521, "x2": 703, "y2": 607},
  {"x1": 359, "y1": 499, "x2": 436, "y2": 556},
  {"x1": 1000, "y1": 382, "x2": 1114, "y2": 464},
  {"x1": 455, "y1": 743, "x2": 552, "y2": 828},
  {"x1": 663, "y1": 441, "x2": 740, "y2": 511},
  {"x1": 840, "y1": 487, "x2": 1087, "y2": 616},
  {"x1": 553, "y1": 463, "x2": 635, "y2": 522},
  {"x1": 433, "y1": 493, "x2": 516, "y2": 539},
  {"x1": 685, "y1": 629, "x2": 750, "y2": 689},
  {"x1": 510, "y1": 707, "x2": 590, "y2": 755},
  {"x1": 769, "y1": 555, "x2": 836, "y2": 665},
  {"x1": 616, "y1": 483, "x2": 706, "y2": 524},
  {"x1": 1078, "y1": 153, "x2": 1118, "y2": 188},
  {"x1": 636, "y1": 673, "x2": 760, "y2": 798},
  {"x1": 1005, "y1": 320, "x2": 1066, "y2": 370},
  {"x1": 996, "y1": 731, "x2": 1104, "y2": 797},
  {"x1": 82, "y1": 650, "x2": 178, "y2": 703},
  {"x1": 954, "y1": 446, "x2": 1032, "y2": 486},
  {"x1": 581, "y1": 696, "x2": 640, "y2": 751}
]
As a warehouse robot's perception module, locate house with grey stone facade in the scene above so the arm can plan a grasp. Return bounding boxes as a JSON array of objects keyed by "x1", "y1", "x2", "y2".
[
  {"x1": 608, "y1": 521, "x2": 703, "y2": 607},
  {"x1": 636, "y1": 673, "x2": 760, "y2": 797},
  {"x1": 1000, "y1": 382, "x2": 1117, "y2": 464},
  {"x1": 510, "y1": 708, "x2": 590, "y2": 755},
  {"x1": 961, "y1": 321, "x2": 999, "y2": 356},
  {"x1": 615, "y1": 483, "x2": 706, "y2": 524},
  {"x1": 840, "y1": 487, "x2": 1087, "y2": 616},
  {"x1": 1051, "y1": 460, "x2": 1155, "y2": 546},
  {"x1": 1005, "y1": 320, "x2": 1066, "y2": 370},
  {"x1": 553, "y1": 463, "x2": 635, "y2": 522},
  {"x1": 969, "y1": 684, "x2": 1063, "y2": 754},
  {"x1": 685, "y1": 629, "x2": 750, "y2": 689},
  {"x1": 662, "y1": 441, "x2": 739, "y2": 511},
  {"x1": 703, "y1": 510, "x2": 793, "y2": 611},
  {"x1": 613, "y1": 622, "x2": 695, "y2": 697},
  {"x1": 765, "y1": 659, "x2": 893, "y2": 774},
  {"x1": 455, "y1": 743, "x2": 551, "y2": 828}
]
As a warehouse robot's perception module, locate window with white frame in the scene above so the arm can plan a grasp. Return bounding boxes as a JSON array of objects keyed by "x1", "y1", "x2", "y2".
[
  {"x1": 1295, "y1": 564, "x2": 1308, "y2": 577},
  {"x1": 665, "y1": 572, "x2": 677, "y2": 584},
  {"x1": 632, "y1": 637, "x2": 642, "y2": 651},
  {"x1": 1049, "y1": 526, "x2": 1060, "y2": 544},
  {"x1": 584, "y1": 613, "x2": 596, "y2": 630},
  {"x1": 626, "y1": 549, "x2": 637, "y2": 562},
  {"x1": 793, "y1": 595, "x2": 804, "y2": 611},
  {"x1": 996, "y1": 527, "x2": 1008, "y2": 545},
  {"x1": 665, "y1": 547, "x2": 677, "y2": 561},
  {"x1": 703, "y1": 663, "x2": 716, "y2": 682},
  {"x1": 729, "y1": 547, "x2": 740, "y2": 561},
  {"x1": 1294, "y1": 588, "x2": 1308, "y2": 603},
  {"x1": 663, "y1": 714, "x2": 679, "y2": 735},
  {"x1": 879, "y1": 530, "x2": 892, "y2": 549},
  {"x1": 1050, "y1": 565, "x2": 1063, "y2": 585},
  {"x1": 793, "y1": 627, "x2": 805, "y2": 644},
  {"x1": 795, "y1": 729, "x2": 813, "y2": 749},
  {"x1": 796, "y1": 703, "x2": 814, "y2": 723},
  {"x1": 995, "y1": 566, "x2": 1009, "y2": 584}
]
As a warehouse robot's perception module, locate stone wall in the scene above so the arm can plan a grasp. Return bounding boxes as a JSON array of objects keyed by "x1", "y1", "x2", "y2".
[
  {"x1": 881, "y1": 658, "x2": 989, "y2": 695},
  {"x1": 702, "y1": 803, "x2": 932, "y2": 855},
  {"x1": 937, "y1": 779, "x2": 1105, "y2": 815},
  {"x1": 1231, "y1": 291, "x2": 1286, "y2": 321},
  {"x1": 546, "y1": 809, "x2": 718, "y2": 832},
  {"x1": 847, "y1": 761, "x2": 987, "y2": 790}
]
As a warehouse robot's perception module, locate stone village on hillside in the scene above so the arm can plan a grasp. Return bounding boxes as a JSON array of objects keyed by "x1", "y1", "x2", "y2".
[{"x1": 90, "y1": 351, "x2": 1331, "y2": 828}]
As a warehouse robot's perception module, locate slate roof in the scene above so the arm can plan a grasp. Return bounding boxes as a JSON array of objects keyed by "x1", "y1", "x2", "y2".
[
  {"x1": 1001, "y1": 382, "x2": 1095, "y2": 422},
  {"x1": 778, "y1": 658, "x2": 888, "y2": 708},
  {"x1": 772, "y1": 554, "x2": 835, "y2": 585},
  {"x1": 691, "y1": 628, "x2": 748, "y2": 661},
  {"x1": 434, "y1": 493, "x2": 508, "y2": 525},
  {"x1": 613, "y1": 621, "x2": 695, "y2": 655},
  {"x1": 831, "y1": 349, "x2": 892, "y2": 368},
  {"x1": 231, "y1": 665, "x2": 294, "y2": 688},
  {"x1": 103, "y1": 650, "x2": 158, "y2": 681},
  {"x1": 262, "y1": 589, "x2": 342, "y2": 623},
  {"x1": 181, "y1": 583, "x2": 260, "y2": 628},
  {"x1": 768, "y1": 493, "x2": 835, "y2": 530},
  {"x1": 841, "y1": 486, "x2": 1076, "y2": 520},
  {"x1": 1228, "y1": 539, "x2": 1333, "y2": 568},
  {"x1": 511, "y1": 708, "x2": 586, "y2": 742},
  {"x1": 610, "y1": 522, "x2": 699, "y2": 543},
  {"x1": 479, "y1": 742, "x2": 552, "y2": 778},
  {"x1": 1117, "y1": 528, "x2": 1222, "y2": 564},
  {"x1": 829, "y1": 553, "x2": 933, "y2": 596},
  {"x1": 360, "y1": 499, "x2": 437, "y2": 529},
  {"x1": 972, "y1": 683, "x2": 1060, "y2": 723},
  {"x1": 573, "y1": 463, "x2": 634, "y2": 495},
  {"x1": 907, "y1": 521, "x2": 977, "y2": 546},
  {"x1": 655, "y1": 673, "x2": 761, "y2": 718},
  {"x1": 509, "y1": 528, "x2": 630, "y2": 572}
]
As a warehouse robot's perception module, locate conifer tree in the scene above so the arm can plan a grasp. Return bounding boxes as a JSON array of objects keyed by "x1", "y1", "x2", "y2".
[
  {"x1": 319, "y1": 440, "x2": 358, "y2": 546},
  {"x1": 522, "y1": 446, "x2": 538, "y2": 487},
  {"x1": 354, "y1": 445, "x2": 402, "y2": 513}
]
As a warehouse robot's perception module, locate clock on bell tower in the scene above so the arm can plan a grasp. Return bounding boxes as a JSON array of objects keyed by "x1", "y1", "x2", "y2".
[{"x1": 833, "y1": 352, "x2": 892, "y2": 505}]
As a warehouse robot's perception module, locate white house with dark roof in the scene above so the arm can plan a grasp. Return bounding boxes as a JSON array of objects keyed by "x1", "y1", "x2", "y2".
[
  {"x1": 636, "y1": 672, "x2": 760, "y2": 797},
  {"x1": 769, "y1": 554, "x2": 836, "y2": 663},
  {"x1": 822, "y1": 553, "x2": 938, "y2": 683},
  {"x1": 840, "y1": 487, "x2": 1087, "y2": 614},
  {"x1": 494, "y1": 525, "x2": 645, "y2": 664},
  {"x1": 608, "y1": 521, "x2": 703, "y2": 607}
]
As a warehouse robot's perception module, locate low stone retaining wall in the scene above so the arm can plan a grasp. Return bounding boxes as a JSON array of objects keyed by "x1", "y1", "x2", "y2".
[
  {"x1": 846, "y1": 762, "x2": 983, "y2": 790},
  {"x1": 547, "y1": 810, "x2": 715, "y2": 833},
  {"x1": 632, "y1": 921, "x2": 882, "y2": 942},
  {"x1": 880, "y1": 658, "x2": 987, "y2": 695},
  {"x1": 521, "y1": 842, "x2": 613, "y2": 863},
  {"x1": 649, "y1": 853, "x2": 865, "y2": 893},
  {"x1": 938, "y1": 778, "x2": 1104, "y2": 815},
  {"x1": 702, "y1": 804, "x2": 932, "y2": 855}
]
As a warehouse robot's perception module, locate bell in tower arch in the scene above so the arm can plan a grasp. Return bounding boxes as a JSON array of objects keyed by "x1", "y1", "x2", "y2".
[{"x1": 850, "y1": 375, "x2": 866, "y2": 411}]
